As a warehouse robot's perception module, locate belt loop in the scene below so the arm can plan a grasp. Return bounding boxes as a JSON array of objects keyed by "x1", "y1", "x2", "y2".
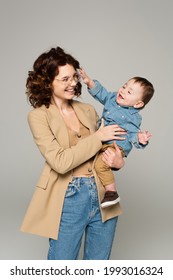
[
  {"x1": 77, "y1": 177, "x2": 80, "y2": 189},
  {"x1": 91, "y1": 176, "x2": 95, "y2": 188}
]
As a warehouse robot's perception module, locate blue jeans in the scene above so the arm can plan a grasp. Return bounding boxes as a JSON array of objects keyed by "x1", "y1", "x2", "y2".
[{"x1": 47, "y1": 176, "x2": 118, "y2": 260}]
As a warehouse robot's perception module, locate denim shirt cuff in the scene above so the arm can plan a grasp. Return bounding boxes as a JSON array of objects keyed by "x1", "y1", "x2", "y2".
[
  {"x1": 88, "y1": 80, "x2": 102, "y2": 96},
  {"x1": 132, "y1": 134, "x2": 148, "y2": 149}
]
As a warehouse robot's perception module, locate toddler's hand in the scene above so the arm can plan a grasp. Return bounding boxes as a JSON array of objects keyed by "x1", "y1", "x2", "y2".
[
  {"x1": 138, "y1": 130, "x2": 152, "y2": 145},
  {"x1": 79, "y1": 67, "x2": 95, "y2": 88}
]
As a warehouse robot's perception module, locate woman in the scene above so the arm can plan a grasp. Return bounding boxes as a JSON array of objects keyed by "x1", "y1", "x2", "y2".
[{"x1": 21, "y1": 46, "x2": 126, "y2": 260}]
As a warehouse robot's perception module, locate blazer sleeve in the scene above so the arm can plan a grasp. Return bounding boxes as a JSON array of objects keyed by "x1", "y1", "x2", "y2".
[{"x1": 28, "y1": 108, "x2": 102, "y2": 174}]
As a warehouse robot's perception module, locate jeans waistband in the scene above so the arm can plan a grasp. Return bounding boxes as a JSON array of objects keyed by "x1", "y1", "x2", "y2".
[{"x1": 71, "y1": 176, "x2": 95, "y2": 184}]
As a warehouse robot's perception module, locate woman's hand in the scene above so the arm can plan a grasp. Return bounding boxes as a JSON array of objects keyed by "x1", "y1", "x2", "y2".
[
  {"x1": 102, "y1": 141, "x2": 125, "y2": 169},
  {"x1": 95, "y1": 118, "x2": 126, "y2": 142}
]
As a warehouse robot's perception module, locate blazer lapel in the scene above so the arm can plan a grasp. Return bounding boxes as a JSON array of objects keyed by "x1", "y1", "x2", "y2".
[
  {"x1": 44, "y1": 100, "x2": 96, "y2": 148},
  {"x1": 46, "y1": 104, "x2": 70, "y2": 148},
  {"x1": 72, "y1": 100, "x2": 95, "y2": 133}
]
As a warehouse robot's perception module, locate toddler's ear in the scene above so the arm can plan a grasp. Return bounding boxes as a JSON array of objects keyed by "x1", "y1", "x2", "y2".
[{"x1": 134, "y1": 100, "x2": 144, "y2": 108}]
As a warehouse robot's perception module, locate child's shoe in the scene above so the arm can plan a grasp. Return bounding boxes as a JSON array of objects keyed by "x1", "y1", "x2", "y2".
[{"x1": 101, "y1": 191, "x2": 120, "y2": 208}]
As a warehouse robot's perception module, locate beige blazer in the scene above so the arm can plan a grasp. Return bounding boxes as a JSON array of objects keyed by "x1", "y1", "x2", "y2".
[{"x1": 20, "y1": 101, "x2": 122, "y2": 239}]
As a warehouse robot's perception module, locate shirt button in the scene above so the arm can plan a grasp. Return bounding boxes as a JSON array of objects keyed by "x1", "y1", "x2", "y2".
[
  {"x1": 77, "y1": 133, "x2": 81, "y2": 138},
  {"x1": 122, "y1": 115, "x2": 124, "y2": 118},
  {"x1": 88, "y1": 168, "x2": 92, "y2": 172}
]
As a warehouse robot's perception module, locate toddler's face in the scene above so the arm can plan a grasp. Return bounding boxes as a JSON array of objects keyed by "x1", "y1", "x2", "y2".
[{"x1": 116, "y1": 79, "x2": 144, "y2": 108}]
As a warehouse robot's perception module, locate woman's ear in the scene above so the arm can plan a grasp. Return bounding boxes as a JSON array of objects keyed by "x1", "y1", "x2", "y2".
[{"x1": 134, "y1": 100, "x2": 144, "y2": 109}]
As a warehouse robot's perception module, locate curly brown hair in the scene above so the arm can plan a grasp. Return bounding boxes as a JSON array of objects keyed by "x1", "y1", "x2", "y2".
[{"x1": 26, "y1": 47, "x2": 82, "y2": 108}]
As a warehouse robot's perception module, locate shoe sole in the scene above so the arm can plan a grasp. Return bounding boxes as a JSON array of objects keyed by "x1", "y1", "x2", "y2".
[{"x1": 101, "y1": 197, "x2": 120, "y2": 208}]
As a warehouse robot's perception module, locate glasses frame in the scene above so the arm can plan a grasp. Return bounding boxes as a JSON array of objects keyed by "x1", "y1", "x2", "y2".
[{"x1": 55, "y1": 72, "x2": 81, "y2": 86}]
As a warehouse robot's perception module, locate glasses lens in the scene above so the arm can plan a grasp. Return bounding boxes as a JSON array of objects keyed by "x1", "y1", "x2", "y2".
[
  {"x1": 74, "y1": 73, "x2": 80, "y2": 82},
  {"x1": 56, "y1": 72, "x2": 80, "y2": 85}
]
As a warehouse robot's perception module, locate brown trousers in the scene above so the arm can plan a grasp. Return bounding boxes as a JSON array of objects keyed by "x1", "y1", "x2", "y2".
[{"x1": 95, "y1": 143, "x2": 124, "y2": 187}]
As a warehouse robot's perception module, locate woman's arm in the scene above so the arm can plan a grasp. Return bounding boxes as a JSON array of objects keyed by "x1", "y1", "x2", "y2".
[
  {"x1": 28, "y1": 110, "x2": 126, "y2": 174},
  {"x1": 28, "y1": 109, "x2": 102, "y2": 174}
]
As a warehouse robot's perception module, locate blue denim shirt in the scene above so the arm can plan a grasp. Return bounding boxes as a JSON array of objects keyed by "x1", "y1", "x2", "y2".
[{"x1": 88, "y1": 80, "x2": 147, "y2": 156}]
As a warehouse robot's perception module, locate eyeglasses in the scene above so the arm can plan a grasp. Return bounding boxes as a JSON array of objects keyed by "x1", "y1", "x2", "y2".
[{"x1": 55, "y1": 72, "x2": 80, "y2": 85}]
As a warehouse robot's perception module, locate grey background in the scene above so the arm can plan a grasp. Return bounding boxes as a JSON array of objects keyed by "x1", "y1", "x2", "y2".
[{"x1": 0, "y1": 0, "x2": 172, "y2": 259}]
